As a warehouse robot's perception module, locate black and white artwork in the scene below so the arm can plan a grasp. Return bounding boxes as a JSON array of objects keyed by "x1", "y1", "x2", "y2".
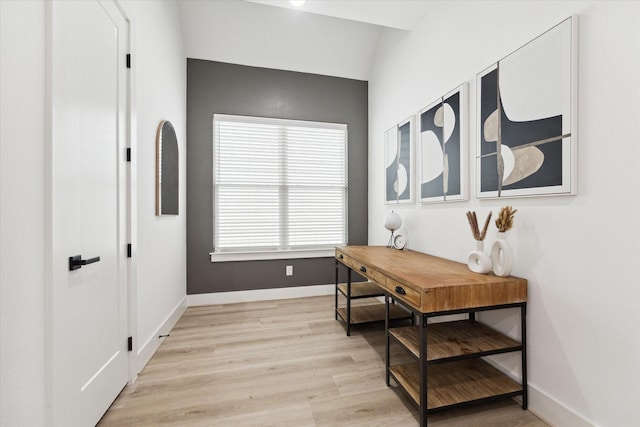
[
  {"x1": 477, "y1": 16, "x2": 577, "y2": 198},
  {"x1": 419, "y1": 83, "x2": 467, "y2": 202},
  {"x1": 385, "y1": 116, "x2": 414, "y2": 204}
]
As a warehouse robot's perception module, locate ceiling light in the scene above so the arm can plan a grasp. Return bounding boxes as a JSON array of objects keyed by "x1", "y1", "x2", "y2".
[{"x1": 289, "y1": 0, "x2": 306, "y2": 6}]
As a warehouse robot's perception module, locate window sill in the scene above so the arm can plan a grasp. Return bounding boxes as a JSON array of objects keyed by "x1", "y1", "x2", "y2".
[{"x1": 209, "y1": 248, "x2": 336, "y2": 262}]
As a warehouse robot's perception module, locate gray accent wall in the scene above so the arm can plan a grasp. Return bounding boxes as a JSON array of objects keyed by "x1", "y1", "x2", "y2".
[{"x1": 187, "y1": 59, "x2": 368, "y2": 294}]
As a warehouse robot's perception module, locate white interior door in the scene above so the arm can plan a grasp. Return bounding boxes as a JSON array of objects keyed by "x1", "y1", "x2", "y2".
[{"x1": 49, "y1": 1, "x2": 129, "y2": 425}]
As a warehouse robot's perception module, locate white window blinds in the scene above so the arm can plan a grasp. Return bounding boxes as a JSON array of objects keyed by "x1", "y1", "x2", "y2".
[{"x1": 213, "y1": 114, "x2": 348, "y2": 254}]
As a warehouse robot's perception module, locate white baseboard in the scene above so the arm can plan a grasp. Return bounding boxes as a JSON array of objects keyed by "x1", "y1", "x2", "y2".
[
  {"x1": 133, "y1": 296, "x2": 187, "y2": 378},
  {"x1": 186, "y1": 284, "x2": 335, "y2": 306},
  {"x1": 483, "y1": 357, "x2": 594, "y2": 427},
  {"x1": 528, "y1": 384, "x2": 595, "y2": 427},
  {"x1": 484, "y1": 358, "x2": 595, "y2": 427}
]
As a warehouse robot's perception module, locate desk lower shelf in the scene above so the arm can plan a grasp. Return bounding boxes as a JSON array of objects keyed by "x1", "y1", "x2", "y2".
[
  {"x1": 336, "y1": 303, "x2": 411, "y2": 325},
  {"x1": 389, "y1": 320, "x2": 522, "y2": 361},
  {"x1": 389, "y1": 359, "x2": 523, "y2": 411},
  {"x1": 337, "y1": 281, "x2": 385, "y2": 298}
]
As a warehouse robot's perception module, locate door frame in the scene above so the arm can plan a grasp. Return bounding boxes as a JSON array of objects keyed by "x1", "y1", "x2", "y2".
[{"x1": 112, "y1": 0, "x2": 139, "y2": 385}]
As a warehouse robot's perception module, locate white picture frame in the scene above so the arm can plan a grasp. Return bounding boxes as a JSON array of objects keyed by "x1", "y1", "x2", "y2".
[
  {"x1": 418, "y1": 83, "x2": 468, "y2": 203},
  {"x1": 384, "y1": 116, "x2": 415, "y2": 204},
  {"x1": 476, "y1": 16, "x2": 578, "y2": 198}
]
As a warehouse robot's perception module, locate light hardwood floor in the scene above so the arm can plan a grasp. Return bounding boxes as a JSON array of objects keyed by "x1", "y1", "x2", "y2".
[{"x1": 98, "y1": 295, "x2": 548, "y2": 426}]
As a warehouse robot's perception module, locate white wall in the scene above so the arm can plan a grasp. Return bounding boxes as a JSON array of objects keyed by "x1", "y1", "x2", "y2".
[
  {"x1": 369, "y1": 2, "x2": 640, "y2": 426},
  {"x1": 121, "y1": 0, "x2": 188, "y2": 375},
  {"x1": 177, "y1": 0, "x2": 382, "y2": 80},
  {"x1": 0, "y1": 1, "x2": 47, "y2": 425},
  {"x1": 0, "y1": 1, "x2": 187, "y2": 424}
]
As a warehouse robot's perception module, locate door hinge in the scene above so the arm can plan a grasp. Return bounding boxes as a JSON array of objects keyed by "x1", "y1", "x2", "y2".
[
  {"x1": 128, "y1": 336, "x2": 133, "y2": 352},
  {"x1": 127, "y1": 243, "x2": 132, "y2": 258},
  {"x1": 126, "y1": 54, "x2": 131, "y2": 69},
  {"x1": 126, "y1": 147, "x2": 131, "y2": 162}
]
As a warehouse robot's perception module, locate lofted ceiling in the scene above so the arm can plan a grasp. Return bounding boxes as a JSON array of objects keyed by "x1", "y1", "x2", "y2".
[
  {"x1": 244, "y1": 0, "x2": 432, "y2": 31},
  {"x1": 178, "y1": 0, "x2": 433, "y2": 79}
]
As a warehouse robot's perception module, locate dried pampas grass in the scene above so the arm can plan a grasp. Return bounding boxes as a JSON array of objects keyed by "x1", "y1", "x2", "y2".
[
  {"x1": 466, "y1": 211, "x2": 492, "y2": 241},
  {"x1": 495, "y1": 206, "x2": 517, "y2": 232}
]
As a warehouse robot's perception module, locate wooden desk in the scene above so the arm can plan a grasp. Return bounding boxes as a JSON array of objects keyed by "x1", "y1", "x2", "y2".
[{"x1": 335, "y1": 245, "x2": 528, "y2": 427}]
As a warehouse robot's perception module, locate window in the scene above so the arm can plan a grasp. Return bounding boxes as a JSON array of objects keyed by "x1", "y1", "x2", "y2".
[{"x1": 212, "y1": 114, "x2": 348, "y2": 261}]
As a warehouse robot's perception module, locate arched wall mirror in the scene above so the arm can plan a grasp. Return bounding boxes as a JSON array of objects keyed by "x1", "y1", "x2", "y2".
[{"x1": 156, "y1": 120, "x2": 179, "y2": 215}]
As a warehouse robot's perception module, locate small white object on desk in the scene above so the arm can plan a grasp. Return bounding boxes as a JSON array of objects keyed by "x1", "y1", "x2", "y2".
[
  {"x1": 384, "y1": 211, "x2": 402, "y2": 248},
  {"x1": 392, "y1": 234, "x2": 406, "y2": 250}
]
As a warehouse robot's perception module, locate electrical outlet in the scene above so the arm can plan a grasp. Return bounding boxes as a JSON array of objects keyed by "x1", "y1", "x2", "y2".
[{"x1": 286, "y1": 265, "x2": 293, "y2": 276}]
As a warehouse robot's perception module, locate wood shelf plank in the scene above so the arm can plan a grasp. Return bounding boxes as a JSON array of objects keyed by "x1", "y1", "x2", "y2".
[
  {"x1": 389, "y1": 320, "x2": 522, "y2": 361},
  {"x1": 389, "y1": 359, "x2": 523, "y2": 410},
  {"x1": 336, "y1": 303, "x2": 411, "y2": 325},
  {"x1": 337, "y1": 281, "x2": 385, "y2": 299}
]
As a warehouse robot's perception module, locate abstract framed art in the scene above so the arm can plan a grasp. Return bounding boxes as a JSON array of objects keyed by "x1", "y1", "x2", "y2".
[
  {"x1": 476, "y1": 16, "x2": 577, "y2": 198},
  {"x1": 418, "y1": 83, "x2": 467, "y2": 203},
  {"x1": 385, "y1": 116, "x2": 415, "y2": 204}
]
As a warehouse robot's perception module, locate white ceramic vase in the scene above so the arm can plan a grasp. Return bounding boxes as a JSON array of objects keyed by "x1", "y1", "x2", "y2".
[
  {"x1": 490, "y1": 231, "x2": 514, "y2": 277},
  {"x1": 467, "y1": 240, "x2": 492, "y2": 274}
]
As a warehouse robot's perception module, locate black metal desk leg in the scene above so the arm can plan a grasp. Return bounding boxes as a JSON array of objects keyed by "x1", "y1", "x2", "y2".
[
  {"x1": 521, "y1": 302, "x2": 528, "y2": 410},
  {"x1": 334, "y1": 259, "x2": 339, "y2": 320},
  {"x1": 385, "y1": 293, "x2": 390, "y2": 386},
  {"x1": 420, "y1": 313, "x2": 428, "y2": 427},
  {"x1": 346, "y1": 268, "x2": 352, "y2": 336}
]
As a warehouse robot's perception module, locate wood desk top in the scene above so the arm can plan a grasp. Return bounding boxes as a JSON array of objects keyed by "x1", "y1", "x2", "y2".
[{"x1": 336, "y1": 246, "x2": 527, "y2": 313}]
